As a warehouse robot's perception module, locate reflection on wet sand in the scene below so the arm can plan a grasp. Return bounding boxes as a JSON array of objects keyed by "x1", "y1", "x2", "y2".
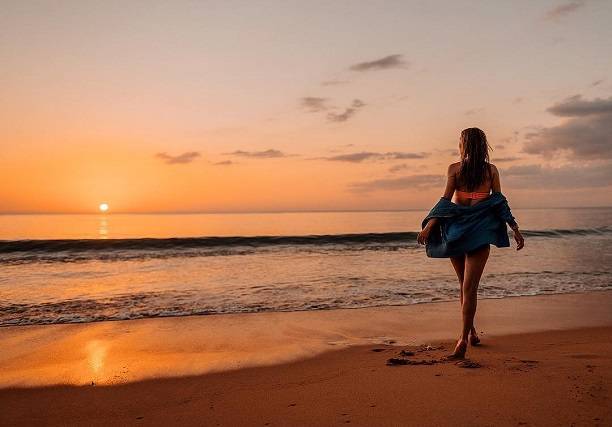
[{"x1": 86, "y1": 340, "x2": 107, "y2": 376}]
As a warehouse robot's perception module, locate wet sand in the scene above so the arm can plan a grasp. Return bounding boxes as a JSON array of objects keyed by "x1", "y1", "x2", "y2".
[{"x1": 1, "y1": 292, "x2": 612, "y2": 426}]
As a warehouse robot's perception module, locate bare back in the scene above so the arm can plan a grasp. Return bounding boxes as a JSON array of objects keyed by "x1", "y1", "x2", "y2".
[{"x1": 443, "y1": 162, "x2": 501, "y2": 206}]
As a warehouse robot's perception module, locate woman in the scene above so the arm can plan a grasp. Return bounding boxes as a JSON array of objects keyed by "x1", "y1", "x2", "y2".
[{"x1": 417, "y1": 128, "x2": 524, "y2": 359}]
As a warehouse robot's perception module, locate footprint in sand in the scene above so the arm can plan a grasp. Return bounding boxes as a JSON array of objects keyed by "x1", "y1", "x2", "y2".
[
  {"x1": 455, "y1": 360, "x2": 482, "y2": 369},
  {"x1": 568, "y1": 354, "x2": 600, "y2": 359},
  {"x1": 506, "y1": 358, "x2": 539, "y2": 372},
  {"x1": 386, "y1": 343, "x2": 482, "y2": 367},
  {"x1": 386, "y1": 357, "x2": 438, "y2": 366}
]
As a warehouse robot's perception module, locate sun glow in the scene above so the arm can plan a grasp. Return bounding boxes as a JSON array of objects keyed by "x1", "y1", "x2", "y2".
[{"x1": 99, "y1": 203, "x2": 109, "y2": 213}]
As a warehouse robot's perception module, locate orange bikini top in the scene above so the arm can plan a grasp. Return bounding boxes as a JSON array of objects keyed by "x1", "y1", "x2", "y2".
[{"x1": 455, "y1": 190, "x2": 490, "y2": 200}]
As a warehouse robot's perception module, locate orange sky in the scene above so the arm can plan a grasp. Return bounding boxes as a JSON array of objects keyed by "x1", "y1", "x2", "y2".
[{"x1": 2, "y1": 1, "x2": 611, "y2": 213}]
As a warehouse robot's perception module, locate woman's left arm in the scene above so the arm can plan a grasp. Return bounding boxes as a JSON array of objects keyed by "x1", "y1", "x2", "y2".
[
  {"x1": 417, "y1": 165, "x2": 455, "y2": 244},
  {"x1": 442, "y1": 163, "x2": 456, "y2": 200}
]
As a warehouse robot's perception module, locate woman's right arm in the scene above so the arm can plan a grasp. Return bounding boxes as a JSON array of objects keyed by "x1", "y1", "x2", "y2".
[{"x1": 491, "y1": 164, "x2": 502, "y2": 193}]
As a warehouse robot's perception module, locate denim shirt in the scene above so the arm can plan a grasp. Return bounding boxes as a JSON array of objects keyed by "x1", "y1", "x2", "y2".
[{"x1": 421, "y1": 192, "x2": 518, "y2": 258}]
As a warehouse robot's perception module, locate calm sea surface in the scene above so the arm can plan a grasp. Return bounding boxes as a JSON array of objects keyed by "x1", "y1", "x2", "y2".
[{"x1": 1, "y1": 208, "x2": 611, "y2": 326}]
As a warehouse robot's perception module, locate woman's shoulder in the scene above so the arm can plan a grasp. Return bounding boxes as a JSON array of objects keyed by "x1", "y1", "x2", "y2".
[
  {"x1": 447, "y1": 162, "x2": 461, "y2": 175},
  {"x1": 488, "y1": 163, "x2": 499, "y2": 175}
]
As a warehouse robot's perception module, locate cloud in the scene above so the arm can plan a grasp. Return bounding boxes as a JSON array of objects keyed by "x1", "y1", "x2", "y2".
[
  {"x1": 465, "y1": 107, "x2": 484, "y2": 116},
  {"x1": 350, "y1": 162, "x2": 612, "y2": 193},
  {"x1": 349, "y1": 54, "x2": 407, "y2": 72},
  {"x1": 544, "y1": 1, "x2": 586, "y2": 21},
  {"x1": 322, "y1": 151, "x2": 429, "y2": 163},
  {"x1": 492, "y1": 157, "x2": 522, "y2": 162},
  {"x1": 389, "y1": 164, "x2": 409, "y2": 173},
  {"x1": 156, "y1": 151, "x2": 200, "y2": 164},
  {"x1": 499, "y1": 131, "x2": 520, "y2": 145},
  {"x1": 591, "y1": 79, "x2": 604, "y2": 87},
  {"x1": 321, "y1": 79, "x2": 348, "y2": 86},
  {"x1": 523, "y1": 95, "x2": 612, "y2": 159},
  {"x1": 326, "y1": 99, "x2": 366, "y2": 122},
  {"x1": 213, "y1": 160, "x2": 235, "y2": 166},
  {"x1": 349, "y1": 174, "x2": 445, "y2": 193},
  {"x1": 324, "y1": 152, "x2": 376, "y2": 162},
  {"x1": 502, "y1": 163, "x2": 612, "y2": 188},
  {"x1": 300, "y1": 97, "x2": 329, "y2": 112},
  {"x1": 224, "y1": 149, "x2": 289, "y2": 158},
  {"x1": 436, "y1": 148, "x2": 459, "y2": 157},
  {"x1": 326, "y1": 143, "x2": 356, "y2": 154},
  {"x1": 503, "y1": 165, "x2": 542, "y2": 176},
  {"x1": 547, "y1": 95, "x2": 612, "y2": 116},
  {"x1": 390, "y1": 151, "x2": 429, "y2": 160}
]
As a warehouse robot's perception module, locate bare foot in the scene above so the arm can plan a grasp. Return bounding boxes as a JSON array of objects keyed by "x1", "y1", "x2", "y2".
[
  {"x1": 469, "y1": 332, "x2": 481, "y2": 346},
  {"x1": 447, "y1": 339, "x2": 467, "y2": 360}
]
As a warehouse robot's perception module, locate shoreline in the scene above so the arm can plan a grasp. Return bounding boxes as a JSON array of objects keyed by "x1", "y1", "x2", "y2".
[{"x1": 3, "y1": 288, "x2": 612, "y2": 329}]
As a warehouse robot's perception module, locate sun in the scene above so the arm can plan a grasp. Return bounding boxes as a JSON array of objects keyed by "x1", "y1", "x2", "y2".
[{"x1": 99, "y1": 203, "x2": 109, "y2": 213}]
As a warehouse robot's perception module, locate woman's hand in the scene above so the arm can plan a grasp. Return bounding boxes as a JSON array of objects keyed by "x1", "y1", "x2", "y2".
[
  {"x1": 512, "y1": 226, "x2": 524, "y2": 250},
  {"x1": 417, "y1": 225, "x2": 432, "y2": 245}
]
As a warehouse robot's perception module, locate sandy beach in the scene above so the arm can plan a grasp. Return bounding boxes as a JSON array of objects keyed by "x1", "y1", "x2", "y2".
[
  {"x1": 3, "y1": 327, "x2": 610, "y2": 426},
  {"x1": 1, "y1": 292, "x2": 612, "y2": 426}
]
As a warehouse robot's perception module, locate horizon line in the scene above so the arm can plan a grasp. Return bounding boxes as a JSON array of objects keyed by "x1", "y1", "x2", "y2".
[{"x1": 2, "y1": 205, "x2": 612, "y2": 215}]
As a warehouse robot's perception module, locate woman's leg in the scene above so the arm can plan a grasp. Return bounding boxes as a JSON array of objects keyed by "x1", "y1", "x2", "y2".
[
  {"x1": 450, "y1": 255, "x2": 478, "y2": 338},
  {"x1": 460, "y1": 244, "x2": 490, "y2": 343},
  {"x1": 450, "y1": 255, "x2": 465, "y2": 298}
]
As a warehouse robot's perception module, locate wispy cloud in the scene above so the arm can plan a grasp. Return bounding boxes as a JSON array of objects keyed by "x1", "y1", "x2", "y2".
[
  {"x1": 300, "y1": 97, "x2": 329, "y2": 112},
  {"x1": 591, "y1": 79, "x2": 604, "y2": 87},
  {"x1": 213, "y1": 160, "x2": 235, "y2": 166},
  {"x1": 224, "y1": 149, "x2": 289, "y2": 158},
  {"x1": 502, "y1": 165, "x2": 542, "y2": 176},
  {"x1": 502, "y1": 163, "x2": 612, "y2": 188},
  {"x1": 324, "y1": 152, "x2": 376, "y2": 162},
  {"x1": 321, "y1": 79, "x2": 349, "y2": 86},
  {"x1": 349, "y1": 174, "x2": 444, "y2": 193},
  {"x1": 326, "y1": 99, "x2": 366, "y2": 123},
  {"x1": 547, "y1": 94, "x2": 612, "y2": 116},
  {"x1": 524, "y1": 95, "x2": 612, "y2": 159},
  {"x1": 465, "y1": 107, "x2": 485, "y2": 116},
  {"x1": 389, "y1": 164, "x2": 409, "y2": 173},
  {"x1": 322, "y1": 151, "x2": 429, "y2": 163},
  {"x1": 492, "y1": 156, "x2": 521, "y2": 162},
  {"x1": 499, "y1": 131, "x2": 520, "y2": 145},
  {"x1": 437, "y1": 148, "x2": 459, "y2": 157},
  {"x1": 544, "y1": 1, "x2": 587, "y2": 21},
  {"x1": 349, "y1": 54, "x2": 407, "y2": 72},
  {"x1": 156, "y1": 151, "x2": 201, "y2": 165}
]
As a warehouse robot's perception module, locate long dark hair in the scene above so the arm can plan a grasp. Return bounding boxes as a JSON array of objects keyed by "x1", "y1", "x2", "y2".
[{"x1": 458, "y1": 128, "x2": 492, "y2": 191}]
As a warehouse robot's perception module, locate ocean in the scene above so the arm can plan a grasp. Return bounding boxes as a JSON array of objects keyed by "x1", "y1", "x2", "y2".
[{"x1": 1, "y1": 208, "x2": 611, "y2": 326}]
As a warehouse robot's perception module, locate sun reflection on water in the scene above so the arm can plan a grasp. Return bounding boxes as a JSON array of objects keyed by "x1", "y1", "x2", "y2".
[{"x1": 98, "y1": 216, "x2": 108, "y2": 239}]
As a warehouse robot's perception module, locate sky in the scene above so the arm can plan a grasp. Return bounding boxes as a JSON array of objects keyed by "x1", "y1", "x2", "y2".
[{"x1": 1, "y1": 0, "x2": 611, "y2": 213}]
